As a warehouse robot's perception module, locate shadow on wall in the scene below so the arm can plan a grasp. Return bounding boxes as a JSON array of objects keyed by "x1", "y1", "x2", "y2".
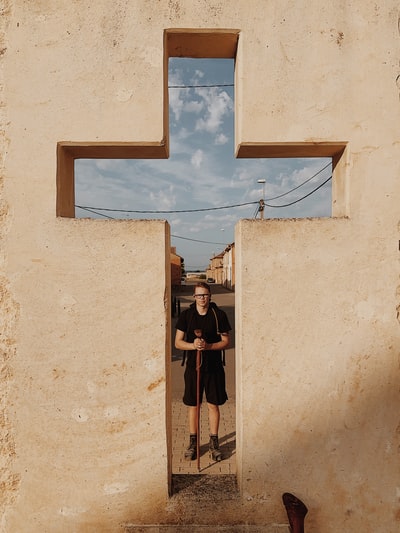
[{"x1": 246, "y1": 341, "x2": 399, "y2": 531}]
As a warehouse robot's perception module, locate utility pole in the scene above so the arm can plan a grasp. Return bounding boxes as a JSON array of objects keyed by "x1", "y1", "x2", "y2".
[{"x1": 257, "y1": 179, "x2": 266, "y2": 219}]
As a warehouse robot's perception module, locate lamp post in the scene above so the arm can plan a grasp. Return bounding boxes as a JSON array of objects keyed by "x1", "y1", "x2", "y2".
[{"x1": 257, "y1": 179, "x2": 266, "y2": 219}]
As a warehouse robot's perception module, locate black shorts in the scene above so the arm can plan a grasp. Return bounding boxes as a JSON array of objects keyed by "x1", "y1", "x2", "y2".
[{"x1": 183, "y1": 366, "x2": 228, "y2": 406}]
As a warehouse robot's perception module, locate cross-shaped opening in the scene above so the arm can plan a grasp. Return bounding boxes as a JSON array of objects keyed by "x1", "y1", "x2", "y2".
[
  {"x1": 57, "y1": 29, "x2": 348, "y2": 219},
  {"x1": 56, "y1": 28, "x2": 348, "y2": 485}
]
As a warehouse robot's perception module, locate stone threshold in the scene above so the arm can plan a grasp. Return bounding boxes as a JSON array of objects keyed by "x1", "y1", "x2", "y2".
[{"x1": 125, "y1": 526, "x2": 289, "y2": 532}]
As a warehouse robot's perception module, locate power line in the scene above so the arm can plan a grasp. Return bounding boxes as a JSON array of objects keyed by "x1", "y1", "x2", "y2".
[
  {"x1": 75, "y1": 200, "x2": 258, "y2": 214},
  {"x1": 265, "y1": 162, "x2": 331, "y2": 202},
  {"x1": 75, "y1": 172, "x2": 331, "y2": 215},
  {"x1": 265, "y1": 175, "x2": 332, "y2": 208},
  {"x1": 169, "y1": 83, "x2": 234, "y2": 89},
  {"x1": 171, "y1": 234, "x2": 228, "y2": 245},
  {"x1": 75, "y1": 164, "x2": 332, "y2": 216},
  {"x1": 74, "y1": 207, "x2": 229, "y2": 245},
  {"x1": 76, "y1": 174, "x2": 332, "y2": 245},
  {"x1": 76, "y1": 206, "x2": 115, "y2": 219},
  {"x1": 253, "y1": 203, "x2": 261, "y2": 219}
]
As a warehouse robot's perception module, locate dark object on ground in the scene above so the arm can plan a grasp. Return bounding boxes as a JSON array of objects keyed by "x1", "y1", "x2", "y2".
[{"x1": 282, "y1": 492, "x2": 308, "y2": 533}]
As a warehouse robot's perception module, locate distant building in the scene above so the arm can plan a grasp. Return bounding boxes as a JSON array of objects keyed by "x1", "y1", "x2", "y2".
[
  {"x1": 207, "y1": 243, "x2": 235, "y2": 290},
  {"x1": 170, "y1": 246, "x2": 184, "y2": 288},
  {"x1": 222, "y1": 243, "x2": 235, "y2": 290},
  {"x1": 207, "y1": 251, "x2": 223, "y2": 284}
]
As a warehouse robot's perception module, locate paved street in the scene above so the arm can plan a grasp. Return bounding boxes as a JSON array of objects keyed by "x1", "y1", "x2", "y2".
[{"x1": 171, "y1": 282, "x2": 235, "y2": 475}]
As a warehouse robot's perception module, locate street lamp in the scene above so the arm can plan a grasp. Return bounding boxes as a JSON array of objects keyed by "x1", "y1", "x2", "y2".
[{"x1": 257, "y1": 179, "x2": 266, "y2": 219}]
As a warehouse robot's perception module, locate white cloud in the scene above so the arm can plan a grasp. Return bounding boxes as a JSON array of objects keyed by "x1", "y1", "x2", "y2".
[
  {"x1": 75, "y1": 59, "x2": 332, "y2": 269},
  {"x1": 215, "y1": 133, "x2": 229, "y2": 145},
  {"x1": 184, "y1": 100, "x2": 204, "y2": 114},
  {"x1": 192, "y1": 69, "x2": 205, "y2": 81},
  {"x1": 191, "y1": 149, "x2": 203, "y2": 168},
  {"x1": 195, "y1": 88, "x2": 233, "y2": 133},
  {"x1": 149, "y1": 186, "x2": 176, "y2": 211},
  {"x1": 169, "y1": 88, "x2": 185, "y2": 121}
]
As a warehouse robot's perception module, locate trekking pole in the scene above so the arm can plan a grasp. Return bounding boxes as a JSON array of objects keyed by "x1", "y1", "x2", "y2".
[{"x1": 194, "y1": 328, "x2": 202, "y2": 471}]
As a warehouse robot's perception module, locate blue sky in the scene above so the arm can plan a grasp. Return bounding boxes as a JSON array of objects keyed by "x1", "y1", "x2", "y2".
[{"x1": 75, "y1": 58, "x2": 332, "y2": 271}]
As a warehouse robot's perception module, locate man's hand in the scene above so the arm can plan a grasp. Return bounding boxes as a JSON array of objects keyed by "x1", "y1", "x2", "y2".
[{"x1": 194, "y1": 338, "x2": 205, "y2": 350}]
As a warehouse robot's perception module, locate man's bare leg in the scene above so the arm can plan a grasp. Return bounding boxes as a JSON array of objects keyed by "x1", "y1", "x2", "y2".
[
  {"x1": 207, "y1": 403, "x2": 220, "y2": 434},
  {"x1": 188, "y1": 406, "x2": 197, "y2": 434}
]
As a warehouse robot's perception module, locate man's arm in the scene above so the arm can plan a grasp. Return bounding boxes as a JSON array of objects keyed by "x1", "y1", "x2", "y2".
[
  {"x1": 175, "y1": 329, "x2": 229, "y2": 351},
  {"x1": 175, "y1": 329, "x2": 196, "y2": 351},
  {"x1": 205, "y1": 332, "x2": 229, "y2": 351}
]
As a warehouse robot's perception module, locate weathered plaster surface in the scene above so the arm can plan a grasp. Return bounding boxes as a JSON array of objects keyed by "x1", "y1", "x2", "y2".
[
  {"x1": 236, "y1": 216, "x2": 400, "y2": 531},
  {"x1": 0, "y1": 1, "x2": 399, "y2": 531},
  {"x1": 0, "y1": 0, "x2": 20, "y2": 523}
]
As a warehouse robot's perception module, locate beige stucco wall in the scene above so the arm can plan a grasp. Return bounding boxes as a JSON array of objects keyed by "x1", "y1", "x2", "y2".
[
  {"x1": 1, "y1": 1, "x2": 399, "y2": 532},
  {"x1": 235, "y1": 3, "x2": 400, "y2": 532}
]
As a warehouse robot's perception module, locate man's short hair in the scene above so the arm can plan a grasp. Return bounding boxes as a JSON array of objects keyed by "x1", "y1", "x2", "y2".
[{"x1": 193, "y1": 281, "x2": 211, "y2": 294}]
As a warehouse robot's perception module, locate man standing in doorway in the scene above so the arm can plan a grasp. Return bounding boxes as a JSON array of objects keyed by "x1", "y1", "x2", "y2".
[{"x1": 175, "y1": 282, "x2": 231, "y2": 461}]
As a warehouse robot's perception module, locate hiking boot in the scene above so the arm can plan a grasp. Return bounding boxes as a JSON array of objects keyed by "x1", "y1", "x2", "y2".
[
  {"x1": 209, "y1": 434, "x2": 222, "y2": 461},
  {"x1": 184, "y1": 434, "x2": 197, "y2": 461}
]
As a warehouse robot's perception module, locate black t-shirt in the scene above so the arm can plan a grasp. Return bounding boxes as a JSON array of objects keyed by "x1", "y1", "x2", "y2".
[{"x1": 175, "y1": 302, "x2": 231, "y2": 371}]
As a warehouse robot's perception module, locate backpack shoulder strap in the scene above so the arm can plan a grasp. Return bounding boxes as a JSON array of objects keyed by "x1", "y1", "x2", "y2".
[{"x1": 211, "y1": 306, "x2": 226, "y2": 366}]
